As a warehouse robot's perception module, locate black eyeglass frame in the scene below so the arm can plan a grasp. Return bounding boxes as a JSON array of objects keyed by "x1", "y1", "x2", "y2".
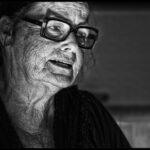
[{"x1": 22, "y1": 16, "x2": 99, "y2": 49}]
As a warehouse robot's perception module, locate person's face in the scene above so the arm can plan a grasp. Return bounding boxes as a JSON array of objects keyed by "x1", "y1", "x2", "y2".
[{"x1": 11, "y1": 2, "x2": 89, "y2": 88}]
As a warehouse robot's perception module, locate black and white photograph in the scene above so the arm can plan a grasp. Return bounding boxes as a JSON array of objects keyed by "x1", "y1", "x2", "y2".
[{"x1": 0, "y1": 0, "x2": 149, "y2": 148}]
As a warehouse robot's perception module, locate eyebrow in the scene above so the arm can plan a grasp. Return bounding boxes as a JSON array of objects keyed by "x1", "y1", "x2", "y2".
[
  {"x1": 23, "y1": 7, "x2": 89, "y2": 27},
  {"x1": 46, "y1": 9, "x2": 88, "y2": 26}
]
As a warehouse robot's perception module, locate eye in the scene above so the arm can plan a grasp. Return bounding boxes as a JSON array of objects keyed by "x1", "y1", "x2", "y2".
[
  {"x1": 46, "y1": 24, "x2": 63, "y2": 37},
  {"x1": 48, "y1": 24, "x2": 61, "y2": 31},
  {"x1": 77, "y1": 28, "x2": 90, "y2": 38},
  {"x1": 46, "y1": 20, "x2": 71, "y2": 39},
  {"x1": 48, "y1": 24, "x2": 62, "y2": 32},
  {"x1": 77, "y1": 32, "x2": 86, "y2": 37}
]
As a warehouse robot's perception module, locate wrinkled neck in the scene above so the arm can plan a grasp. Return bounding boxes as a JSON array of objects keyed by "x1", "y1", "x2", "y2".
[{"x1": 0, "y1": 72, "x2": 57, "y2": 134}]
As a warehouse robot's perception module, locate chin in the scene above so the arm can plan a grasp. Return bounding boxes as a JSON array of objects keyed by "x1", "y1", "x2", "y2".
[
  {"x1": 33, "y1": 72, "x2": 75, "y2": 89},
  {"x1": 31, "y1": 64, "x2": 78, "y2": 89},
  {"x1": 49, "y1": 74, "x2": 76, "y2": 88}
]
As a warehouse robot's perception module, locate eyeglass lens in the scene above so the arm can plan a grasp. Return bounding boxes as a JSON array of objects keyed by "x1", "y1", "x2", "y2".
[
  {"x1": 44, "y1": 20, "x2": 98, "y2": 49},
  {"x1": 46, "y1": 20, "x2": 70, "y2": 40}
]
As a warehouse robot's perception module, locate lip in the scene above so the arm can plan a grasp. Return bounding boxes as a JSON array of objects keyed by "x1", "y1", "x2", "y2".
[
  {"x1": 49, "y1": 59, "x2": 73, "y2": 65},
  {"x1": 48, "y1": 59, "x2": 73, "y2": 69}
]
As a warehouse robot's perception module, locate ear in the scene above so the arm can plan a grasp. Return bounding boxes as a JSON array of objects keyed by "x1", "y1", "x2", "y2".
[{"x1": 0, "y1": 16, "x2": 13, "y2": 47}]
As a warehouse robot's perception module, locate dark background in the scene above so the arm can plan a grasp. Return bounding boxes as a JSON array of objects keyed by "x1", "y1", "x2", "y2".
[{"x1": 79, "y1": 1, "x2": 150, "y2": 106}]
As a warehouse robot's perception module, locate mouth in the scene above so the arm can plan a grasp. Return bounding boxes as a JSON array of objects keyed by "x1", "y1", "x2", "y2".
[{"x1": 48, "y1": 60, "x2": 72, "y2": 69}]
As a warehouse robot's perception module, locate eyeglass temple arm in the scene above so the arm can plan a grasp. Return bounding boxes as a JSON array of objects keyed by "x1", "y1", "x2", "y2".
[{"x1": 22, "y1": 17, "x2": 42, "y2": 26}]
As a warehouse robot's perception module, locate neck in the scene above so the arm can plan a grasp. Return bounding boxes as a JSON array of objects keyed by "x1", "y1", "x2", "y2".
[
  {"x1": 1, "y1": 79, "x2": 57, "y2": 147},
  {"x1": 2, "y1": 79, "x2": 57, "y2": 134}
]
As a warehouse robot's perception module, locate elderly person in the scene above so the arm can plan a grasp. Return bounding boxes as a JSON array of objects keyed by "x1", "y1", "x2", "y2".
[{"x1": 0, "y1": 1, "x2": 130, "y2": 148}]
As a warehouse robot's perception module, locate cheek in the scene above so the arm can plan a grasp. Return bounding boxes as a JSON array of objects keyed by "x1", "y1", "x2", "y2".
[
  {"x1": 20, "y1": 32, "x2": 52, "y2": 67},
  {"x1": 23, "y1": 44, "x2": 45, "y2": 71},
  {"x1": 15, "y1": 26, "x2": 53, "y2": 59},
  {"x1": 73, "y1": 50, "x2": 83, "y2": 76},
  {"x1": 78, "y1": 50, "x2": 83, "y2": 68}
]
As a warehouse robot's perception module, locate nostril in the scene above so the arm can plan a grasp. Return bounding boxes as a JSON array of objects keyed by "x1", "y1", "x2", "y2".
[{"x1": 63, "y1": 48, "x2": 71, "y2": 51}]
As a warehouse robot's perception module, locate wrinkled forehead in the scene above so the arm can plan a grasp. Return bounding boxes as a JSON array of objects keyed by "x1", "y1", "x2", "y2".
[{"x1": 26, "y1": 2, "x2": 89, "y2": 25}]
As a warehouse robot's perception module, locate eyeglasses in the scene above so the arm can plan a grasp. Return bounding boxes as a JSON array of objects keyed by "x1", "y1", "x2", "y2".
[{"x1": 22, "y1": 16, "x2": 99, "y2": 49}]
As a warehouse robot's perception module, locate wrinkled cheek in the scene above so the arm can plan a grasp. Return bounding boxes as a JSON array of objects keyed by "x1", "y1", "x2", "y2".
[
  {"x1": 23, "y1": 53, "x2": 46, "y2": 80},
  {"x1": 24, "y1": 63, "x2": 41, "y2": 80},
  {"x1": 73, "y1": 52, "x2": 83, "y2": 79}
]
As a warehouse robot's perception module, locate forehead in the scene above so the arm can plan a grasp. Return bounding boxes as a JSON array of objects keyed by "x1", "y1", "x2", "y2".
[{"x1": 26, "y1": 2, "x2": 89, "y2": 25}]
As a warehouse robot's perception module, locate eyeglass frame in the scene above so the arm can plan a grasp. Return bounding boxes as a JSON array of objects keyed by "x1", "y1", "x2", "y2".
[{"x1": 22, "y1": 16, "x2": 99, "y2": 49}]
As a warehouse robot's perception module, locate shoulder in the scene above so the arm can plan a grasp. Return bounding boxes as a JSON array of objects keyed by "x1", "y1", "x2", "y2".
[
  {"x1": 55, "y1": 86, "x2": 131, "y2": 148},
  {"x1": 78, "y1": 89, "x2": 112, "y2": 121},
  {"x1": 79, "y1": 89, "x2": 117, "y2": 129},
  {"x1": 78, "y1": 89, "x2": 131, "y2": 148}
]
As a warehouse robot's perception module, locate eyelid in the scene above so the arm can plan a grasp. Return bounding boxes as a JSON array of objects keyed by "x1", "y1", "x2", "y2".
[
  {"x1": 47, "y1": 20, "x2": 64, "y2": 26},
  {"x1": 46, "y1": 17, "x2": 86, "y2": 30},
  {"x1": 46, "y1": 17, "x2": 71, "y2": 25}
]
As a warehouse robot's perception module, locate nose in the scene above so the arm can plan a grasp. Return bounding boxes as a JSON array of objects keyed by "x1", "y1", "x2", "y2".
[{"x1": 59, "y1": 32, "x2": 80, "y2": 52}]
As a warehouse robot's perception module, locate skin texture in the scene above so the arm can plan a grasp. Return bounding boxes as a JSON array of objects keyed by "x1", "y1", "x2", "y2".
[{"x1": 0, "y1": 2, "x2": 89, "y2": 148}]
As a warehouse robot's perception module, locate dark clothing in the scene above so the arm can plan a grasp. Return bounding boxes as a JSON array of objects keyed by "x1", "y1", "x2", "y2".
[{"x1": 0, "y1": 85, "x2": 131, "y2": 148}]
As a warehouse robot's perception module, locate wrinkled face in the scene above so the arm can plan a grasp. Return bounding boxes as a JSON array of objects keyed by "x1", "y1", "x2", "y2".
[{"x1": 12, "y1": 2, "x2": 89, "y2": 88}]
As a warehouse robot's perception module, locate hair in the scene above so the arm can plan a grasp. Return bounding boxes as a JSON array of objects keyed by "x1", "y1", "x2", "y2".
[
  {"x1": 0, "y1": 1, "x2": 31, "y2": 17},
  {"x1": 0, "y1": 1, "x2": 96, "y2": 82}
]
